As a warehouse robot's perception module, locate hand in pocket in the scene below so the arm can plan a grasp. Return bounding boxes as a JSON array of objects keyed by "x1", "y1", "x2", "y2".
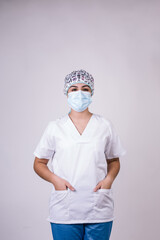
[
  {"x1": 93, "y1": 178, "x2": 112, "y2": 192},
  {"x1": 52, "y1": 174, "x2": 75, "y2": 191}
]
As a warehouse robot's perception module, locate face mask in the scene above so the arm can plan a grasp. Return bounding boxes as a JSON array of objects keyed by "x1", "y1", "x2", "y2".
[{"x1": 67, "y1": 90, "x2": 92, "y2": 113}]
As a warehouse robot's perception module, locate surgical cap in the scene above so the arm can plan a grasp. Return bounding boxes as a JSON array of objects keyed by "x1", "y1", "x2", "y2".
[{"x1": 64, "y1": 69, "x2": 94, "y2": 96}]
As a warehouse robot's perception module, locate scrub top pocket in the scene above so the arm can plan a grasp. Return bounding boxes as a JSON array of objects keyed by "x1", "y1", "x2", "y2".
[
  {"x1": 93, "y1": 188, "x2": 114, "y2": 220},
  {"x1": 49, "y1": 189, "x2": 70, "y2": 221}
]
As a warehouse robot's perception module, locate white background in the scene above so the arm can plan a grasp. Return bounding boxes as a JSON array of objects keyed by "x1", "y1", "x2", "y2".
[{"x1": 0, "y1": 0, "x2": 160, "y2": 239}]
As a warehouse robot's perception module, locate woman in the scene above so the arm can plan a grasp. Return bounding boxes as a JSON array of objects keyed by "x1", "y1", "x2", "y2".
[{"x1": 33, "y1": 69, "x2": 127, "y2": 240}]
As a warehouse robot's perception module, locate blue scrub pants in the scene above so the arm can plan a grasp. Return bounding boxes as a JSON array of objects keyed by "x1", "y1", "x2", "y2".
[{"x1": 50, "y1": 221, "x2": 113, "y2": 240}]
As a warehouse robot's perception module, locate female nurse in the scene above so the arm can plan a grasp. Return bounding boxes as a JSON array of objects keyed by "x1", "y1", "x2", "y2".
[{"x1": 33, "y1": 69, "x2": 127, "y2": 240}]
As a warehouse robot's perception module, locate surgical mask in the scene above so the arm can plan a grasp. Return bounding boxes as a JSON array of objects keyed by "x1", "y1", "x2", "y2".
[{"x1": 67, "y1": 90, "x2": 92, "y2": 113}]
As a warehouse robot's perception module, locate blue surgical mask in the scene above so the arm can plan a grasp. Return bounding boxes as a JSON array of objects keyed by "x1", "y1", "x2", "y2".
[{"x1": 67, "y1": 90, "x2": 92, "y2": 113}]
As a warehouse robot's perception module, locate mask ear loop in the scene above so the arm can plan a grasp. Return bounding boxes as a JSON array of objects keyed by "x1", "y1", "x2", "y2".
[{"x1": 66, "y1": 89, "x2": 71, "y2": 114}]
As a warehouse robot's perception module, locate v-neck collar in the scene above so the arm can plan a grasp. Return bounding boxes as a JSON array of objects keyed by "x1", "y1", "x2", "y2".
[{"x1": 67, "y1": 113, "x2": 95, "y2": 139}]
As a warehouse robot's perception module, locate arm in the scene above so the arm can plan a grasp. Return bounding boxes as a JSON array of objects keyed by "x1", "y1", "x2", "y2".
[
  {"x1": 93, "y1": 158, "x2": 120, "y2": 191},
  {"x1": 33, "y1": 157, "x2": 55, "y2": 184},
  {"x1": 104, "y1": 158, "x2": 120, "y2": 187},
  {"x1": 33, "y1": 157, "x2": 75, "y2": 191}
]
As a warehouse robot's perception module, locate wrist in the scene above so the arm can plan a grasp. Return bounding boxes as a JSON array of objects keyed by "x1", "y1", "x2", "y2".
[
  {"x1": 50, "y1": 173, "x2": 57, "y2": 185},
  {"x1": 104, "y1": 175, "x2": 114, "y2": 185}
]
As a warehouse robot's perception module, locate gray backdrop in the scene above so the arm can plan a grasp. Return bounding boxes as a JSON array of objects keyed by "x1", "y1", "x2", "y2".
[{"x1": 1, "y1": 0, "x2": 160, "y2": 239}]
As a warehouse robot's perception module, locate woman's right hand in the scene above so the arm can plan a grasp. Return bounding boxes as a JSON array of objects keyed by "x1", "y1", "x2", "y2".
[{"x1": 52, "y1": 174, "x2": 76, "y2": 191}]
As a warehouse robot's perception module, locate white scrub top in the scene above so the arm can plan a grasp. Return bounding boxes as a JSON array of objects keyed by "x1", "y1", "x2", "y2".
[{"x1": 33, "y1": 113, "x2": 127, "y2": 224}]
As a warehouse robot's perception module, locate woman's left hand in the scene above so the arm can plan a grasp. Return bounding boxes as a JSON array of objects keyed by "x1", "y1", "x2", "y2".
[{"x1": 93, "y1": 178, "x2": 112, "y2": 192}]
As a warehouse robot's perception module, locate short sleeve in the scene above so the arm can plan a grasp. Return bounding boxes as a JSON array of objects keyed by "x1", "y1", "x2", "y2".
[
  {"x1": 33, "y1": 121, "x2": 56, "y2": 160},
  {"x1": 104, "y1": 120, "x2": 127, "y2": 159}
]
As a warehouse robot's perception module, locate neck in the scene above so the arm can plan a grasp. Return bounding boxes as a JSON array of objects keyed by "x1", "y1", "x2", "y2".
[{"x1": 68, "y1": 108, "x2": 92, "y2": 120}]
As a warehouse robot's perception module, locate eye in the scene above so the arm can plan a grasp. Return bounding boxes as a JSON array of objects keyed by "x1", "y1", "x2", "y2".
[
  {"x1": 71, "y1": 89, "x2": 77, "y2": 91},
  {"x1": 83, "y1": 88, "x2": 89, "y2": 91}
]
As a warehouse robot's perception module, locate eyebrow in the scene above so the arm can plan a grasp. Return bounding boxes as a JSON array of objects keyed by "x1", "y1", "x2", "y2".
[{"x1": 70, "y1": 85, "x2": 90, "y2": 88}]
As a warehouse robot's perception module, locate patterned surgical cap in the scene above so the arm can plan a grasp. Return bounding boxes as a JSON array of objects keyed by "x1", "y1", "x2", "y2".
[{"x1": 64, "y1": 69, "x2": 94, "y2": 96}]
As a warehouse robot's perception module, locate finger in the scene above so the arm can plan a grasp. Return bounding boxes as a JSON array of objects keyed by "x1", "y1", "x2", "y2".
[
  {"x1": 66, "y1": 183, "x2": 76, "y2": 191},
  {"x1": 93, "y1": 184, "x2": 101, "y2": 192}
]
